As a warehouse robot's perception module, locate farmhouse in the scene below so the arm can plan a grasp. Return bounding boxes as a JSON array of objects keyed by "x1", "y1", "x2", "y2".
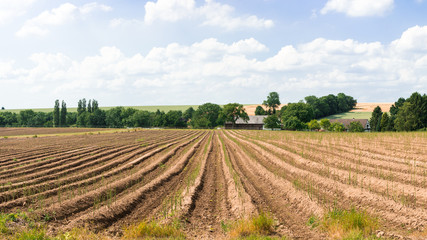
[
  {"x1": 224, "y1": 115, "x2": 267, "y2": 130},
  {"x1": 330, "y1": 119, "x2": 370, "y2": 131}
]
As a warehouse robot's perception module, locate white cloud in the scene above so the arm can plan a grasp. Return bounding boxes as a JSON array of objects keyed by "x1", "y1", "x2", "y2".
[
  {"x1": 2, "y1": 26, "x2": 427, "y2": 106},
  {"x1": 16, "y1": 2, "x2": 112, "y2": 37},
  {"x1": 391, "y1": 25, "x2": 427, "y2": 52},
  {"x1": 321, "y1": 0, "x2": 394, "y2": 17},
  {"x1": 0, "y1": 0, "x2": 36, "y2": 25},
  {"x1": 141, "y1": 0, "x2": 273, "y2": 30}
]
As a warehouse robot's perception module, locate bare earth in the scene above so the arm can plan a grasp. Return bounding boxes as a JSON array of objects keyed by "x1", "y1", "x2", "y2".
[{"x1": 0, "y1": 129, "x2": 426, "y2": 239}]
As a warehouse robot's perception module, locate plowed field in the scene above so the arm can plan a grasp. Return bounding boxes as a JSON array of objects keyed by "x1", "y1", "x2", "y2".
[{"x1": 0, "y1": 129, "x2": 426, "y2": 239}]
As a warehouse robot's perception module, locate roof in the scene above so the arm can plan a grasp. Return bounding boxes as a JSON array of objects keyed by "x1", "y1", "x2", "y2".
[
  {"x1": 330, "y1": 119, "x2": 369, "y2": 128},
  {"x1": 230, "y1": 115, "x2": 267, "y2": 124}
]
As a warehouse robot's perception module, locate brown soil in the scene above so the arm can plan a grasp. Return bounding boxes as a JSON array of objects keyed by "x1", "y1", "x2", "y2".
[
  {"x1": 0, "y1": 129, "x2": 426, "y2": 239},
  {"x1": 350, "y1": 102, "x2": 393, "y2": 112}
]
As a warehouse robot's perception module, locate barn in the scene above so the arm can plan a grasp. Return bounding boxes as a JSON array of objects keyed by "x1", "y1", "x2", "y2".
[
  {"x1": 224, "y1": 115, "x2": 267, "y2": 130},
  {"x1": 330, "y1": 119, "x2": 370, "y2": 131}
]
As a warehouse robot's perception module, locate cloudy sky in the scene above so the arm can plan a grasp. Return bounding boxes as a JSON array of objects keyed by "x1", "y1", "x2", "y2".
[{"x1": 1, "y1": 0, "x2": 427, "y2": 109}]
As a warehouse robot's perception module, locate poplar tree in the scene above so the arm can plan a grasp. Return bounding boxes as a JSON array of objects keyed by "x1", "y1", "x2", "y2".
[
  {"x1": 60, "y1": 100, "x2": 67, "y2": 127},
  {"x1": 53, "y1": 99, "x2": 60, "y2": 127}
]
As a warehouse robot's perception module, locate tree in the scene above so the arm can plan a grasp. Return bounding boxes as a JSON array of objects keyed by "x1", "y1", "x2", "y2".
[
  {"x1": 307, "y1": 119, "x2": 320, "y2": 131},
  {"x1": 152, "y1": 110, "x2": 166, "y2": 127},
  {"x1": 165, "y1": 110, "x2": 186, "y2": 128},
  {"x1": 77, "y1": 99, "x2": 87, "y2": 116},
  {"x1": 60, "y1": 100, "x2": 67, "y2": 127},
  {"x1": 183, "y1": 107, "x2": 195, "y2": 122},
  {"x1": 380, "y1": 112, "x2": 391, "y2": 132},
  {"x1": 53, "y1": 99, "x2": 60, "y2": 127},
  {"x1": 394, "y1": 102, "x2": 418, "y2": 131},
  {"x1": 87, "y1": 100, "x2": 92, "y2": 113},
  {"x1": 76, "y1": 111, "x2": 90, "y2": 127},
  {"x1": 255, "y1": 106, "x2": 266, "y2": 115},
  {"x1": 192, "y1": 103, "x2": 222, "y2": 128},
  {"x1": 369, "y1": 106, "x2": 382, "y2": 132},
  {"x1": 18, "y1": 110, "x2": 36, "y2": 127},
  {"x1": 281, "y1": 102, "x2": 314, "y2": 123},
  {"x1": 349, "y1": 121, "x2": 364, "y2": 132},
  {"x1": 263, "y1": 92, "x2": 281, "y2": 115},
  {"x1": 263, "y1": 115, "x2": 281, "y2": 130},
  {"x1": 319, "y1": 119, "x2": 331, "y2": 130},
  {"x1": 221, "y1": 103, "x2": 249, "y2": 129},
  {"x1": 132, "y1": 110, "x2": 152, "y2": 128},
  {"x1": 92, "y1": 100, "x2": 99, "y2": 112},
  {"x1": 329, "y1": 122, "x2": 345, "y2": 132},
  {"x1": 106, "y1": 107, "x2": 125, "y2": 128},
  {"x1": 88, "y1": 109, "x2": 106, "y2": 127},
  {"x1": 282, "y1": 116, "x2": 305, "y2": 130}
]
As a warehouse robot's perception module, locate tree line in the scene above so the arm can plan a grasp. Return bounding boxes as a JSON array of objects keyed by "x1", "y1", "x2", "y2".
[
  {"x1": 257, "y1": 92, "x2": 358, "y2": 131},
  {"x1": 369, "y1": 92, "x2": 427, "y2": 132},
  {"x1": 0, "y1": 99, "x2": 246, "y2": 129}
]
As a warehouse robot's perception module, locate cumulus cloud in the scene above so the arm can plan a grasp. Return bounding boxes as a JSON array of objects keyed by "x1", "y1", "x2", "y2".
[
  {"x1": 136, "y1": 0, "x2": 273, "y2": 30},
  {"x1": 0, "y1": 0, "x2": 36, "y2": 25},
  {"x1": 321, "y1": 0, "x2": 394, "y2": 17},
  {"x1": 2, "y1": 26, "x2": 427, "y2": 106},
  {"x1": 16, "y1": 2, "x2": 112, "y2": 37}
]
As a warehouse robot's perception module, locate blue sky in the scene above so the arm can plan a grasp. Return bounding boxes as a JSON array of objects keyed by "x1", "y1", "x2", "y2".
[{"x1": 1, "y1": 0, "x2": 427, "y2": 109}]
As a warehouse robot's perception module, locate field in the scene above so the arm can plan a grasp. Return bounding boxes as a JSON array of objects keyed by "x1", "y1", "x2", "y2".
[
  {"x1": 324, "y1": 112, "x2": 373, "y2": 119},
  {"x1": 0, "y1": 127, "x2": 114, "y2": 137},
  {"x1": 2, "y1": 105, "x2": 202, "y2": 114},
  {"x1": 0, "y1": 129, "x2": 426, "y2": 239}
]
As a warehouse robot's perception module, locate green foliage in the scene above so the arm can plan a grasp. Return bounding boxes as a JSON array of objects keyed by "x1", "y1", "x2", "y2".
[
  {"x1": 165, "y1": 110, "x2": 187, "y2": 128},
  {"x1": 222, "y1": 103, "x2": 249, "y2": 128},
  {"x1": 191, "y1": 103, "x2": 223, "y2": 128},
  {"x1": 263, "y1": 115, "x2": 281, "y2": 129},
  {"x1": 183, "y1": 107, "x2": 195, "y2": 122},
  {"x1": 306, "y1": 93, "x2": 357, "y2": 119},
  {"x1": 369, "y1": 106, "x2": 382, "y2": 132},
  {"x1": 320, "y1": 119, "x2": 331, "y2": 130},
  {"x1": 60, "y1": 100, "x2": 67, "y2": 127},
  {"x1": 316, "y1": 208, "x2": 379, "y2": 239},
  {"x1": 122, "y1": 220, "x2": 185, "y2": 239},
  {"x1": 348, "y1": 121, "x2": 364, "y2": 132},
  {"x1": 379, "y1": 112, "x2": 390, "y2": 132},
  {"x1": 307, "y1": 119, "x2": 320, "y2": 131},
  {"x1": 228, "y1": 213, "x2": 276, "y2": 239},
  {"x1": 53, "y1": 100, "x2": 60, "y2": 127},
  {"x1": 255, "y1": 105, "x2": 266, "y2": 115},
  {"x1": 329, "y1": 122, "x2": 345, "y2": 132},
  {"x1": 281, "y1": 102, "x2": 314, "y2": 124},
  {"x1": 263, "y1": 92, "x2": 281, "y2": 115},
  {"x1": 282, "y1": 116, "x2": 306, "y2": 130},
  {"x1": 394, "y1": 102, "x2": 419, "y2": 131}
]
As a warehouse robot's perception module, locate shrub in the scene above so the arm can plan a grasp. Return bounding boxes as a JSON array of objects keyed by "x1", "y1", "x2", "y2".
[
  {"x1": 309, "y1": 207, "x2": 379, "y2": 239},
  {"x1": 229, "y1": 213, "x2": 275, "y2": 238},
  {"x1": 122, "y1": 220, "x2": 185, "y2": 239},
  {"x1": 348, "y1": 121, "x2": 364, "y2": 132}
]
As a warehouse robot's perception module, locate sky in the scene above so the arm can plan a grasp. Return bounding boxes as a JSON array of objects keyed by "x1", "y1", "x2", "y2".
[{"x1": 1, "y1": 0, "x2": 427, "y2": 109}]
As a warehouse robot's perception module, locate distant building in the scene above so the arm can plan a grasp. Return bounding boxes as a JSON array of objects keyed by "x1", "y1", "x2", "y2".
[
  {"x1": 224, "y1": 115, "x2": 267, "y2": 130},
  {"x1": 330, "y1": 119, "x2": 370, "y2": 131}
]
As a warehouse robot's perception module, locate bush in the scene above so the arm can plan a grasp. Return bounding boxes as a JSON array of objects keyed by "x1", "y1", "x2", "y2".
[
  {"x1": 308, "y1": 207, "x2": 379, "y2": 239},
  {"x1": 320, "y1": 119, "x2": 331, "y2": 130},
  {"x1": 307, "y1": 120, "x2": 320, "y2": 131},
  {"x1": 229, "y1": 213, "x2": 275, "y2": 238},
  {"x1": 122, "y1": 220, "x2": 185, "y2": 239},
  {"x1": 329, "y1": 122, "x2": 345, "y2": 132},
  {"x1": 348, "y1": 121, "x2": 364, "y2": 132}
]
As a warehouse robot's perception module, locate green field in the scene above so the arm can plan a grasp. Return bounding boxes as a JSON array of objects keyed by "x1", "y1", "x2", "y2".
[
  {"x1": 2, "y1": 105, "x2": 202, "y2": 113},
  {"x1": 325, "y1": 112, "x2": 374, "y2": 119}
]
